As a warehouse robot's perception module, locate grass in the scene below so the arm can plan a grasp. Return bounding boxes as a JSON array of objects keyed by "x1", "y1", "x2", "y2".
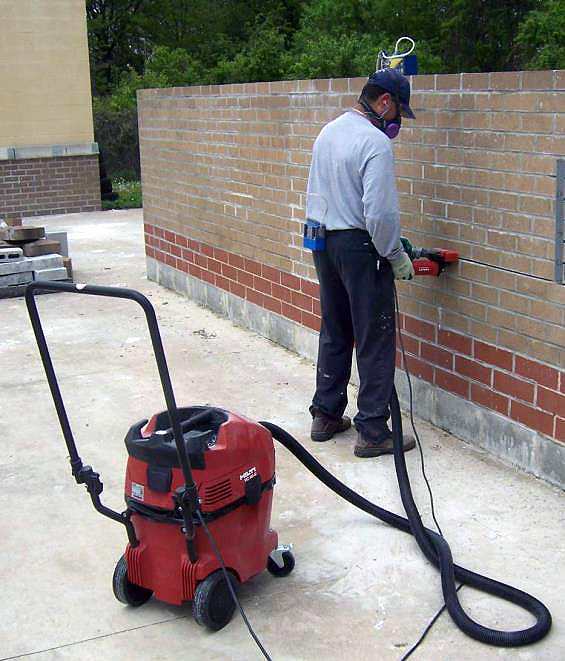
[{"x1": 102, "y1": 177, "x2": 142, "y2": 210}]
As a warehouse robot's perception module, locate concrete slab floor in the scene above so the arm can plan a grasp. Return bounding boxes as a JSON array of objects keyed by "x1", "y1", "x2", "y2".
[{"x1": 1, "y1": 209, "x2": 563, "y2": 661}]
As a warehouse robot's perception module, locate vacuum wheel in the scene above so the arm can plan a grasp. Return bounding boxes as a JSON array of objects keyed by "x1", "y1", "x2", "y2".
[
  {"x1": 192, "y1": 569, "x2": 238, "y2": 631},
  {"x1": 267, "y1": 549, "x2": 295, "y2": 577},
  {"x1": 112, "y1": 555, "x2": 153, "y2": 607}
]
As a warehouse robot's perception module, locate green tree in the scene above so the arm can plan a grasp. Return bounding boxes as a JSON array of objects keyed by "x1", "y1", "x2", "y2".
[
  {"x1": 438, "y1": 0, "x2": 539, "y2": 72},
  {"x1": 87, "y1": 0, "x2": 148, "y2": 95},
  {"x1": 288, "y1": 0, "x2": 445, "y2": 77},
  {"x1": 210, "y1": 24, "x2": 289, "y2": 84},
  {"x1": 516, "y1": 0, "x2": 565, "y2": 69}
]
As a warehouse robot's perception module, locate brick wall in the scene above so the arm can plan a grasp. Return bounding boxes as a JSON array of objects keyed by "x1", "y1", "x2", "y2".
[
  {"x1": 0, "y1": 155, "x2": 101, "y2": 217},
  {"x1": 138, "y1": 71, "x2": 565, "y2": 453}
]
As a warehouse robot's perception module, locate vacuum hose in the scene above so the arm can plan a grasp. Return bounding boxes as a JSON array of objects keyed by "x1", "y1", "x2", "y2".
[{"x1": 259, "y1": 387, "x2": 552, "y2": 647}]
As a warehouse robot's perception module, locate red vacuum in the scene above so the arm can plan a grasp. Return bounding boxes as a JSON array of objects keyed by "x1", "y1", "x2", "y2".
[{"x1": 25, "y1": 281, "x2": 294, "y2": 632}]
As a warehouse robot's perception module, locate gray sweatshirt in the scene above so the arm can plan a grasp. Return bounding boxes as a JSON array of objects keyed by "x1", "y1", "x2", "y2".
[{"x1": 306, "y1": 109, "x2": 402, "y2": 259}]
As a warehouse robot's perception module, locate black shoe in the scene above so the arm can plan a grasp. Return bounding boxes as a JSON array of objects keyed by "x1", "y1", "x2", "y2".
[
  {"x1": 354, "y1": 431, "x2": 416, "y2": 458},
  {"x1": 311, "y1": 414, "x2": 351, "y2": 442}
]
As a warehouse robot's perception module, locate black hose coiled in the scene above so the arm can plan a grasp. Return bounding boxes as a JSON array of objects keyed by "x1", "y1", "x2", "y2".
[{"x1": 260, "y1": 387, "x2": 552, "y2": 647}]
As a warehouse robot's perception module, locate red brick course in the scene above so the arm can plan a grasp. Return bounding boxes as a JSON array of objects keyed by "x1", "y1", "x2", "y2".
[{"x1": 147, "y1": 221, "x2": 564, "y2": 445}]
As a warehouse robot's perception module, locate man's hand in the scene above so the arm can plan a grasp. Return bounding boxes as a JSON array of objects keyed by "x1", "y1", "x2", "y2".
[
  {"x1": 400, "y1": 236, "x2": 415, "y2": 259},
  {"x1": 389, "y1": 252, "x2": 415, "y2": 280}
]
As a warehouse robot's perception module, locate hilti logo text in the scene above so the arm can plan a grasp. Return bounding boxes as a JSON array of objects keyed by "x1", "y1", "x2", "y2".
[{"x1": 240, "y1": 466, "x2": 257, "y2": 482}]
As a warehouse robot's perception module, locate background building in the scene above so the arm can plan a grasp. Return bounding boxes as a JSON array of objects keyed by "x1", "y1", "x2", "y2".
[{"x1": 0, "y1": 0, "x2": 100, "y2": 219}]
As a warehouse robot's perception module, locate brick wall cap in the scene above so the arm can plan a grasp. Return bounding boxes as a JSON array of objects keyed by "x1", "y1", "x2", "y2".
[{"x1": 0, "y1": 143, "x2": 99, "y2": 161}]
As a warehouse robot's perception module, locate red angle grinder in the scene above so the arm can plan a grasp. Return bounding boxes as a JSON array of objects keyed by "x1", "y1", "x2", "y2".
[
  {"x1": 401, "y1": 237, "x2": 459, "y2": 276},
  {"x1": 412, "y1": 248, "x2": 459, "y2": 276}
]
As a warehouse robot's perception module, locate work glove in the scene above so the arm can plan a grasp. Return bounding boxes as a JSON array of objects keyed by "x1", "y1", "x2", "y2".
[
  {"x1": 401, "y1": 236, "x2": 426, "y2": 260},
  {"x1": 389, "y1": 251, "x2": 415, "y2": 280},
  {"x1": 400, "y1": 236, "x2": 414, "y2": 260}
]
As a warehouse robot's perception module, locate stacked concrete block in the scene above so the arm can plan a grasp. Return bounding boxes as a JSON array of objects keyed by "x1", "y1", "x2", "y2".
[
  {"x1": 0, "y1": 225, "x2": 72, "y2": 298},
  {"x1": 0, "y1": 245, "x2": 23, "y2": 262},
  {"x1": 23, "y1": 239, "x2": 62, "y2": 257}
]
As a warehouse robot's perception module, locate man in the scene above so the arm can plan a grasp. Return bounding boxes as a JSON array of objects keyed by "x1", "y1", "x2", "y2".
[{"x1": 308, "y1": 68, "x2": 416, "y2": 458}]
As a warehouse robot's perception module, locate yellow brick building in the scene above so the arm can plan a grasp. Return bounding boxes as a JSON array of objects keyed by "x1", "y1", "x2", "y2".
[{"x1": 0, "y1": 0, "x2": 100, "y2": 217}]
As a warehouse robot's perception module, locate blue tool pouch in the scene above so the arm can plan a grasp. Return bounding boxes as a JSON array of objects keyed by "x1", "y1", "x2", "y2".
[{"x1": 303, "y1": 220, "x2": 326, "y2": 252}]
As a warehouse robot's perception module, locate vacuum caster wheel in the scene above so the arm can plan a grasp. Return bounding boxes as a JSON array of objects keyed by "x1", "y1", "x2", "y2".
[
  {"x1": 112, "y1": 555, "x2": 153, "y2": 607},
  {"x1": 192, "y1": 569, "x2": 239, "y2": 631},
  {"x1": 267, "y1": 544, "x2": 295, "y2": 577}
]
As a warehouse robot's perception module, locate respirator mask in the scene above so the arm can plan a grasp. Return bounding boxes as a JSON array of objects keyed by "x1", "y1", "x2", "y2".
[{"x1": 359, "y1": 95, "x2": 402, "y2": 139}]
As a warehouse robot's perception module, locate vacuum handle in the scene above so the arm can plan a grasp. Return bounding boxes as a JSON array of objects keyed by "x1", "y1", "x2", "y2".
[{"x1": 25, "y1": 280, "x2": 197, "y2": 493}]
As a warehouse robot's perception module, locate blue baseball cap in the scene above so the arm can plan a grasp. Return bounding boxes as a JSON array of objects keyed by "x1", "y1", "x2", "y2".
[{"x1": 367, "y1": 68, "x2": 415, "y2": 119}]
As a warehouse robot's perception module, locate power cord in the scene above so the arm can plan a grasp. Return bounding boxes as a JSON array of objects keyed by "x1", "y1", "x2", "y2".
[
  {"x1": 400, "y1": 584, "x2": 464, "y2": 660},
  {"x1": 394, "y1": 281, "x2": 459, "y2": 657},
  {"x1": 393, "y1": 284, "x2": 443, "y2": 537},
  {"x1": 195, "y1": 509, "x2": 272, "y2": 660}
]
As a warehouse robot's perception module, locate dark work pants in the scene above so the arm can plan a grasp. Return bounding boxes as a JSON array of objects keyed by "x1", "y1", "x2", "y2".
[{"x1": 310, "y1": 229, "x2": 396, "y2": 440}]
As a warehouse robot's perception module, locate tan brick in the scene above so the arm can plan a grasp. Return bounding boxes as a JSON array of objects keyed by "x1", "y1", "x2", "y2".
[
  {"x1": 474, "y1": 131, "x2": 505, "y2": 150},
  {"x1": 471, "y1": 244, "x2": 500, "y2": 266},
  {"x1": 491, "y1": 112, "x2": 521, "y2": 131},
  {"x1": 497, "y1": 329, "x2": 532, "y2": 357},
  {"x1": 423, "y1": 199, "x2": 447, "y2": 217},
  {"x1": 460, "y1": 261, "x2": 488, "y2": 282},
  {"x1": 411, "y1": 75, "x2": 435, "y2": 90},
  {"x1": 460, "y1": 223, "x2": 486, "y2": 244},
  {"x1": 504, "y1": 132, "x2": 537, "y2": 152},
  {"x1": 330, "y1": 78, "x2": 349, "y2": 93},
  {"x1": 447, "y1": 130, "x2": 475, "y2": 148},
  {"x1": 500, "y1": 212, "x2": 531, "y2": 233},
  {"x1": 487, "y1": 268, "x2": 516, "y2": 290},
  {"x1": 462, "y1": 73, "x2": 490, "y2": 90},
  {"x1": 522, "y1": 70, "x2": 555, "y2": 90},
  {"x1": 446, "y1": 203, "x2": 473, "y2": 222},
  {"x1": 503, "y1": 292, "x2": 531, "y2": 315},
  {"x1": 536, "y1": 135, "x2": 565, "y2": 155},
  {"x1": 410, "y1": 179, "x2": 435, "y2": 197},
  {"x1": 487, "y1": 230, "x2": 517, "y2": 251},
  {"x1": 518, "y1": 194, "x2": 553, "y2": 216},
  {"x1": 447, "y1": 93, "x2": 476, "y2": 110},
  {"x1": 462, "y1": 111, "x2": 490, "y2": 129},
  {"x1": 533, "y1": 175, "x2": 556, "y2": 196},
  {"x1": 521, "y1": 153, "x2": 556, "y2": 176},
  {"x1": 461, "y1": 187, "x2": 489, "y2": 207},
  {"x1": 421, "y1": 129, "x2": 448, "y2": 146},
  {"x1": 516, "y1": 236, "x2": 553, "y2": 259},
  {"x1": 434, "y1": 219, "x2": 460, "y2": 239},
  {"x1": 436, "y1": 74, "x2": 461, "y2": 90},
  {"x1": 471, "y1": 283, "x2": 498, "y2": 304},
  {"x1": 498, "y1": 252, "x2": 532, "y2": 274},
  {"x1": 440, "y1": 309, "x2": 470, "y2": 334},
  {"x1": 487, "y1": 306, "x2": 517, "y2": 331},
  {"x1": 422, "y1": 164, "x2": 447, "y2": 182},
  {"x1": 397, "y1": 162, "x2": 423, "y2": 178},
  {"x1": 469, "y1": 319, "x2": 498, "y2": 344},
  {"x1": 527, "y1": 114, "x2": 555, "y2": 133},
  {"x1": 538, "y1": 92, "x2": 565, "y2": 112},
  {"x1": 529, "y1": 299, "x2": 562, "y2": 324},
  {"x1": 436, "y1": 112, "x2": 463, "y2": 129},
  {"x1": 546, "y1": 283, "x2": 565, "y2": 305},
  {"x1": 413, "y1": 109, "x2": 437, "y2": 128},
  {"x1": 490, "y1": 71, "x2": 521, "y2": 89}
]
